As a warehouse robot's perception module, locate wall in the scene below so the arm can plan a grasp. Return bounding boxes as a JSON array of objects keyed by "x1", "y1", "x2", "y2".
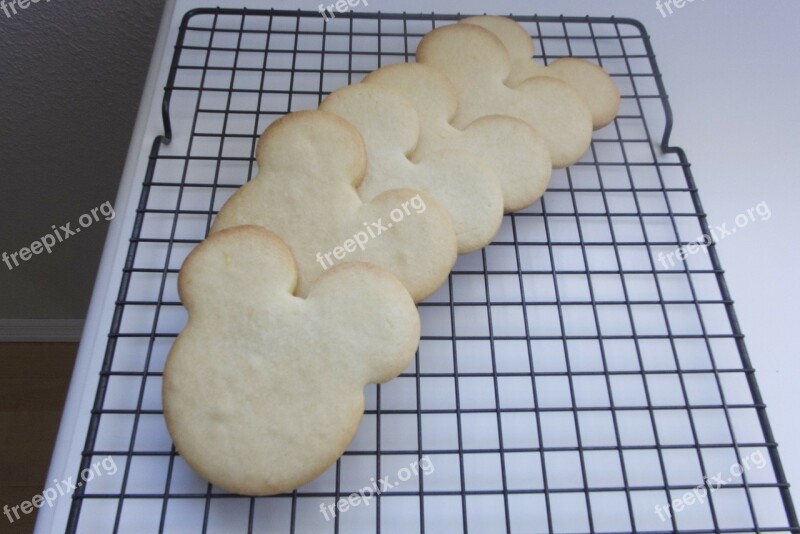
[{"x1": 0, "y1": 0, "x2": 165, "y2": 319}]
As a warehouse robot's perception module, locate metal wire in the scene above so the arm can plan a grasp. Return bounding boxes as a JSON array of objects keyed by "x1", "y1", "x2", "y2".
[{"x1": 64, "y1": 8, "x2": 798, "y2": 534}]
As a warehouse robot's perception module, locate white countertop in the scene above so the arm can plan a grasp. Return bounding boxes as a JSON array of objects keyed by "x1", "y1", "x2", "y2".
[{"x1": 37, "y1": 1, "x2": 800, "y2": 532}]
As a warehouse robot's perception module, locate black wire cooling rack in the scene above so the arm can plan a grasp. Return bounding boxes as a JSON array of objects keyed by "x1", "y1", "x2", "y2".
[{"x1": 64, "y1": 8, "x2": 799, "y2": 534}]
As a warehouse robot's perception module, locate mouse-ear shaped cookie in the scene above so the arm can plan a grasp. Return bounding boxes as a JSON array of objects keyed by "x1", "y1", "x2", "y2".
[
  {"x1": 460, "y1": 16, "x2": 621, "y2": 130},
  {"x1": 254, "y1": 105, "x2": 366, "y2": 179},
  {"x1": 164, "y1": 226, "x2": 421, "y2": 495},
  {"x1": 363, "y1": 62, "x2": 552, "y2": 213},
  {"x1": 211, "y1": 110, "x2": 457, "y2": 302},
  {"x1": 460, "y1": 15, "x2": 535, "y2": 63},
  {"x1": 417, "y1": 23, "x2": 593, "y2": 168},
  {"x1": 320, "y1": 82, "x2": 504, "y2": 253}
]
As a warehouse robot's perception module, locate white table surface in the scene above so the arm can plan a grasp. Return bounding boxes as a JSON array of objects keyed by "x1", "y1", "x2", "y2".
[{"x1": 38, "y1": 0, "x2": 800, "y2": 532}]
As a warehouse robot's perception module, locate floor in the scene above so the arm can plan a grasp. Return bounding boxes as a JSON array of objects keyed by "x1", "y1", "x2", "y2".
[{"x1": 0, "y1": 343, "x2": 77, "y2": 534}]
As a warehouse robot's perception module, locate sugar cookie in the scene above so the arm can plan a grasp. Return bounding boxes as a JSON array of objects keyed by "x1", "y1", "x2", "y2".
[
  {"x1": 363, "y1": 62, "x2": 552, "y2": 212},
  {"x1": 461, "y1": 16, "x2": 620, "y2": 130},
  {"x1": 211, "y1": 110, "x2": 457, "y2": 302},
  {"x1": 321, "y1": 82, "x2": 504, "y2": 252},
  {"x1": 417, "y1": 23, "x2": 593, "y2": 168},
  {"x1": 163, "y1": 226, "x2": 421, "y2": 495}
]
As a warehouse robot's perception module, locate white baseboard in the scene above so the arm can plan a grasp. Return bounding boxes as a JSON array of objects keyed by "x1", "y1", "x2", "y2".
[{"x1": 0, "y1": 319, "x2": 85, "y2": 342}]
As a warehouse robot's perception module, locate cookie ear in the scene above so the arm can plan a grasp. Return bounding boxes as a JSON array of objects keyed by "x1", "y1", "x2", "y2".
[
  {"x1": 322, "y1": 83, "x2": 420, "y2": 156},
  {"x1": 178, "y1": 226, "x2": 297, "y2": 310},
  {"x1": 416, "y1": 24, "x2": 512, "y2": 83},
  {"x1": 460, "y1": 16, "x2": 535, "y2": 61},
  {"x1": 539, "y1": 58, "x2": 621, "y2": 129},
  {"x1": 255, "y1": 110, "x2": 367, "y2": 187},
  {"x1": 306, "y1": 262, "x2": 421, "y2": 384},
  {"x1": 364, "y1": 63, "x2": 458, "y2": 127}
]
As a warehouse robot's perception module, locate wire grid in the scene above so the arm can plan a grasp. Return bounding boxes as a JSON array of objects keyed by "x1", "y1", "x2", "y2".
[{"x1": 64, "y1": 8, "x2": 798, "y2": 534}]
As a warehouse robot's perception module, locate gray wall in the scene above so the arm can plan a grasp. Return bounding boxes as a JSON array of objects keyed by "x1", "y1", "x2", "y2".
[{"x1": 0, "y1": 0, "x2": 165, "y2": 318}]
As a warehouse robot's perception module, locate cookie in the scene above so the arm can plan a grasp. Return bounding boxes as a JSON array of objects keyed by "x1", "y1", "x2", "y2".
[
  {"x1": 461, "y1": 16, "x2": 620, "y2": 130},
  {"x1": 211, "y1": 110, "x2": 457, "y2": 303},
  {"x1": 320, "y1": 82, "x2": 504, "y2": 253},
  {"x1": 416, "y1": 23, "x2": 593, "y2": 168},
  {"x1": 363, "y1": 62, "x2": 552, "y2": 213},
  {"x1": 163, "y1": 226, "x2": 421, "y2": 495}
]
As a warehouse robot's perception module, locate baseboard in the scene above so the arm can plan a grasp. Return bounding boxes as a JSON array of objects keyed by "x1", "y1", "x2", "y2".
[{"x1": 0, "y1": 319, "x2": 85, "y2": 342}]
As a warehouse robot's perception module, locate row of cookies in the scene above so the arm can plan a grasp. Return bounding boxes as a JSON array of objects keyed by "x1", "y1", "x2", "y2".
[{"x1": 162, "y1": 16, "x2": 620, "y2": 496}]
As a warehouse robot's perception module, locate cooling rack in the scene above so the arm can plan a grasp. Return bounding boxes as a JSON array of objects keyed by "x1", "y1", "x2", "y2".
[{"x1": 63, "y1": 8, "x2": 798, "y2": 533}]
